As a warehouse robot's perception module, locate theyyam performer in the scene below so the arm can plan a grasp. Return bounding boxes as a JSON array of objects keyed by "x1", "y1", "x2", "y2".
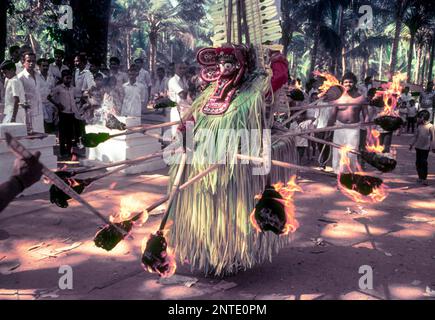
[{"x1": 165, "y1": 0, "x2": 299, "y2": 276}]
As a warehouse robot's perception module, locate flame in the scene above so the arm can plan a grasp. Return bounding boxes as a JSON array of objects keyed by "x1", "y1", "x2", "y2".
[
  {"x1": 313, "y1": 71, "x2": 342, "y2": 97},
  {"x1": 295, "y1": 81, "x2": 302, "y2": 90},
  {"x1": 251, "y1": 176, "x2": 302, "y2": 235},
  {"x1": 378, "y1": 73, "x2": 407, "y2": 117},
  {"x1": 249, "y1": 208, "x2": 262, "y2": 233},
  {"x1": 110, "y1": 196, "x2": 148, "y2": 225},
  {"x1": 365, "y1": 129, "x2": 384, "y2": 153},
  {"x1": 337, "y1": 146, "x2": 388, "y2": 204}
]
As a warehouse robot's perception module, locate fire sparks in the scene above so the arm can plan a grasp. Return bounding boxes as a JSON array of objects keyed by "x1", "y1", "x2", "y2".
[
  {"x1": 378, "y1": 73, "x2": 407, "y2": 117},
  {"x1": 313, "y1": 71, "x2": 342, "y2": 97},
  {"x1": 250, "y1": 176, "x2": 302, "y2": 235},
  {"x1": 365, "y1": 129, "x2": 384, "y2": 153},
  {"x1": 337, "y1": 146, "x2": 388, "y2": 204},
  {"x1": 109, "y1": 196, "x2": 148, "y2": 225}
]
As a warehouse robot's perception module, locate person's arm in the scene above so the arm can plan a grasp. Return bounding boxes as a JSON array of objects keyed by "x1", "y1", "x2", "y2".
[
  {"x1": 327, "y1": 106, "x2": 338, "y2": 127},
  {"x1": 11, "y1": 96, "x2": 19, "y2": 122},
  {"x1": 410, "y1": 128, "x2": 419, "y2": 150},
  {"x1": 47, "y1": 88, "x2": 64, "y2": 111},
  {"x1": 431, "y1": 126, "x2": 435, "y2": 153},
  {"x1": 0, "y1": 151, "x2": 43, "y2": 213}
]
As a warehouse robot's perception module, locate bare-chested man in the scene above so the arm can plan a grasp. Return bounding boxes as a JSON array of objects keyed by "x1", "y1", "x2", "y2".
[{"x1": 327, "y1": 72, "x2": 368, "y2": 173}]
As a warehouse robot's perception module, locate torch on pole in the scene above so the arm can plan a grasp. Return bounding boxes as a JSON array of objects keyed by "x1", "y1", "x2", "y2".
[{"x1": 4, "y1": 132, "x2": 127, "y2": 237}]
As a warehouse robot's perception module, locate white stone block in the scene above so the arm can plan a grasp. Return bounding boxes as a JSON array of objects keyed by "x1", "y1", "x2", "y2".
[
  {"x1": 0, "y1": 123, "x2": 27, "y2": 138},
  {"x1": 0, "y1": 129, "x2": 57, "y2": 196}
]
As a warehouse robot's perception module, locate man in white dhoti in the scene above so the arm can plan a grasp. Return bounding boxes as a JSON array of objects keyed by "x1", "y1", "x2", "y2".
[
  {"x1": 327, "y1": 72, "x2": 368, "y2": 174},
  {"x1": 17, "y1": 52, "x2": 45, "y2": 133}
]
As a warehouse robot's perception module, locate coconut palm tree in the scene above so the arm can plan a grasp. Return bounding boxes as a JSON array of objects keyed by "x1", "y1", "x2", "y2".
[{"x1": 403, "y1": 1, "x2": 432, "y2": 82}]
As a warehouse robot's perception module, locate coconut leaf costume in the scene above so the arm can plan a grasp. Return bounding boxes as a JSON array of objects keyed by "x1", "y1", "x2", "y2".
[{"x1": 167, "y1": 0, "x2": 298, "y2": 276}]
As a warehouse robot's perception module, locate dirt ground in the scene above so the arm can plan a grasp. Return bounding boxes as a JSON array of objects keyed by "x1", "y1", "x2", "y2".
[{"x1": 0, "y1": 134, "x2": 434, "y2": 300}]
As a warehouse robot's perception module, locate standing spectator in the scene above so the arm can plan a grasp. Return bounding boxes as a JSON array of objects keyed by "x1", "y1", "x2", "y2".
[
  {"x1": 17, "y1": 52, "x2": 45, "y2": 133},
  {"x1": 409, "y1": 110, "x2": 435, "y2": 186},
  {"x1": 1, "y1": 60, "x2": 26, "y2": 124},
  {"x1": 109, "y1": 57, "x2": 128, "y2": 88},
  {"x1": 121, "y1": 66, "x2": 145, "y2": 118},
  {"x1": 314, "y1": 99, "x2": 334, "y2": 169},
  {"x1": 134, "y1": 57, "x2": 152, "y2": 109},
  {"x1": 74, "y1": 54, "x2": 96, "y2": 148},
  {"x1": 48, "y1": 70, "x2": 78, "y2": 158},
  {"x1": 8, "y1": 45, "x2": 22, "y2": 74},
  {"x1": 151, "y1": 66, "x2": 169, "y2": 99},
  {"x1": 398, "y1": 87, "x2": 412, "y2": 135},
  {"x1": 37, "y1": 58, "x2": 57, "y2": 133},
  {"x1": 419, "y1": 81, "x2": 435, "y2": 124},
  {"x1": 407, "y1": 99, "x2": 417, "y2": 134},
  {"x1": 290, "y1": 112, "x2": 315, "y2": 165},
  {"x1": 168, "y1": 63, "x2": 189, "y2": 136},
  {"x1": 48, "y1": 49, "x2": 69, "y2": 85},
  {"x1": 358, "y1": 76, "x2": 373, "y2": 98}
]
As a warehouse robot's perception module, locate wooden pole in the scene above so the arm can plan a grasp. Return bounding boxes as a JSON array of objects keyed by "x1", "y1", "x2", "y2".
[
  {"x1": 227, "y1": 0, "x2": 233, "y2": 44},
  {"x1": 301, "y1": 134, "x2": 360, "y2": 156},
  {"x1": 236, "y1": 154, "x2": 336, "y2": 177},
  {"x1": 277, "y1": 122, "x2": 373, "y2": 138}
]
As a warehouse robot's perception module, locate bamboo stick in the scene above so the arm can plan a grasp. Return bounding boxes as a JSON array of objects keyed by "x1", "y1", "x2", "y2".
[
  {"x1": 301, "y1": 134, "x2": 360, "y2": 155},
  {"x1": 159, "y1": 153, "x2": 187, "y2": 230},
  {"x1": 236, "y1": 154, "x2": 336, "y2": 177},
  {"x1": 277, "y1": 122, "x2": 373, "y2": 138},
  {"x1": 69, "y1": 150, "x2": 170, "y2": 176},
  {"x1": 289, "y1": 102, "x2": 370, "y2": 112},
  {"x1": 128, "y1": 163, "x2": 221, "y2": 222},
  {"x1": 282, "y1": 100, "x2": 322, "y2": 126},
  {"x1": 108, "y1": 121, "x2": 180, "y2": 139},
  {"x1": 4, "y1": 133, "x2": 127, "y2": 236}
]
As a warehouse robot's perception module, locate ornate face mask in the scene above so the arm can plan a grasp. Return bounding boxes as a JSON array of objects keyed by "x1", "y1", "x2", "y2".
[{"x1": 197, "y1": 45, "x2": 248, "y2": 115}]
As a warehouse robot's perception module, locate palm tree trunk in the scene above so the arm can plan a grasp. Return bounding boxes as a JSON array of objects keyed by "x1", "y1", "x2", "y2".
[
  {"x1": 390, "y1": 0, "x2": 404, "y2": 77},
  {"x1": 0, "y1": 0, "x2": 8, "y2": 62},
  {"x1": 66, "y1": 0, "x2": 111, "y2": 63},
  {"x1": 336, "y1": 5, "x2": 344, "y2": 77},
  {"x1": 420, "y1": 46, "x2": 428, "y2": 85},
  {"x1": 309, "y1": 23, "x2": 320, "y2": 77},
  {"x1": 407, "y1": 32, "x2": 415, "y2": 82},
  {"x1": 126, "y1": 31, "x2": 131, "y2": 69},
  {"x1": 149, "y1": 30, "x2": 158, "y2": 78},
  {"x1": 281, "y1": 0, "x2": 292, "y2": 57},
  {"x1": 414, "y1": 45, "x2": 422, "y2": 84},
  {"x1": 428, "y1": 31, "x2": 435, "y2": 82},
  {"x1": 378, "y1": 45, "x2": 384, "y2": 80}
]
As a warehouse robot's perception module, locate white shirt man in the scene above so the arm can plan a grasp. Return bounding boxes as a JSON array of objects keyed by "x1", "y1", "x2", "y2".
[
  {"x1": 48, "y1": 62, "x2": 69, "y2": 84},
  {"x1": 168, "y1": 71, "x2": 189, "y2": 135},
  {"x1": 39, "y1": 71, "x2": 56, "y2": 125},
  {"x1": 121, "y1": 82, "x2": 146, "y2": 117},
  {"x1": 2, "y1": 76, "x2": 26, "y2": 124},
  {"x1": 151, "y1": 76, "x2": 169, "y2": 97},
  {"x1": 15, "y1": 61, "x2": 24, "y2": 74},
  {"x1": 17, "y1": 69, "x2": 45, "y2": 132},
  {"x1": 74, "y1": 68, "x2": 95, "y2": 95},
  {"x1": 50, "y1": 84, "x2": 78, "y2": 115},
  {"x1": 137, "y1": 67, "x2": 152, "y2": 106}
]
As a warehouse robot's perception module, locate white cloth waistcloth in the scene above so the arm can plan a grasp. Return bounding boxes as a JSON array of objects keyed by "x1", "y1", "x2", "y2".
[{"x1": 332, "y1": 121, "x2": 360, "y2": 174}]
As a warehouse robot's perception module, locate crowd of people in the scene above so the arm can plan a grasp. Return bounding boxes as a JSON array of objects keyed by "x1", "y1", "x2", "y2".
[
  {"x1": 0, "y1": 44, "x2": 434, "y2": 184},
  {"x1": 0, "y1": 45, "x2": 203, "y2": 159}
]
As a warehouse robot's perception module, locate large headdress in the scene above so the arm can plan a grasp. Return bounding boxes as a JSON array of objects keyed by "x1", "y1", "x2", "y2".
[{"x1": 196, "y1": 0, "x2": 283, "y2": 115}]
